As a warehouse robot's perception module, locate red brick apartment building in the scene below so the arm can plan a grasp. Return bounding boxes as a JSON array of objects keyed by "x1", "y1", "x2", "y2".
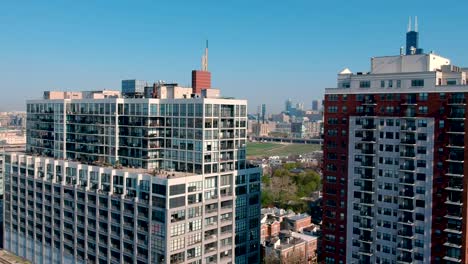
[{"x1": 322, "y1": 26, "x2": 468, "y2": 264}]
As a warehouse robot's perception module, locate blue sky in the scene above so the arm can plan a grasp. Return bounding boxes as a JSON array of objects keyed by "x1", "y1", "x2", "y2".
[{"x1": 1, "y1": 0, "x2": 468, "y2": 113}]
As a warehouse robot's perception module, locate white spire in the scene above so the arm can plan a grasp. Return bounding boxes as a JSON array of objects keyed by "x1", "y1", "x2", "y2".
[
  {"x1": 201, "y1": 40, "x2": 209, "y2": 71},
  {"x1": 415, "y1": 16, "x2": 418, "y2": 32},
  {"x1": 408, "y1": 16, "x2": 412, "y2": 32}
]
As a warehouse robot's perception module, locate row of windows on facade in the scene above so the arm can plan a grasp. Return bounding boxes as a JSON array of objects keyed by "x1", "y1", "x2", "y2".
[
  {"x1": 327, "y1": 105, "x2": 431, "y2": 114},
  {"x1": 327, "y1": 92, "x2": 465, "y2": 102},
  {"x1": 27, "y1": 103, "x2": 247, "y2": 118},
  {"x1": 355, "y1": 79, "x2": 424, "y2": 88}
]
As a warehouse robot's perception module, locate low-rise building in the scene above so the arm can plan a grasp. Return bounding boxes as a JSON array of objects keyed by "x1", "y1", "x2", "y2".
[
  {"x1": 264, "y1": 230, "x2": 318, "y2": 264},
  {"x1": 282, "y1": 213, "x2": 312, "y2": 232}
]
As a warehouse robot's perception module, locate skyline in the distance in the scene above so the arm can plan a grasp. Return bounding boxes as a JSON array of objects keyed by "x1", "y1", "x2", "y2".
[{"x1": 1, "y1": 0, "x2": 468, "y2": 112}]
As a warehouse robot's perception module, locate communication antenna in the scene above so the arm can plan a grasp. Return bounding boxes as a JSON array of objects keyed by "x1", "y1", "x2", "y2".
[
  {"x1": 407, "y1": 16, "x2": 412, "y2": 32},
  {"x1": 415, "y1": 16, "x2": 418, "y2": 32}
]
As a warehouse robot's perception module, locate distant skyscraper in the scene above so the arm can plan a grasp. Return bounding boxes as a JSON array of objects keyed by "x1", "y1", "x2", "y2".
[
  {"x1": 296, "y1": 102, "x2": 304, "y2": 111},
  {"x1": 261, "y1": 104, "x2": 266, "y2": 123},
  {"x1": 192, "y1": 41, "x2": 212, "y2": 95},
  {"x1": 312, "y1": 100, "x2": 319, "y2": 111},
  {"x1": 285, "y1": 99, "x2": 293, "y2": 113},
  {"x1": 406, "y1": 16, "x2": 423, "y2": 55},
  {"x1": 121, "y1": 80, "x2": 149, "y2": 96},
  {"x1": 322, "y1": 24, "x2": 468, "y2": 264}
]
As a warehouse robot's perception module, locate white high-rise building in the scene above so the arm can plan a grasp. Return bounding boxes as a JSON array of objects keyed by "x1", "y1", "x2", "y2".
[{"x1": 4, "y1": 87, "x2": 261, "y2": 264}]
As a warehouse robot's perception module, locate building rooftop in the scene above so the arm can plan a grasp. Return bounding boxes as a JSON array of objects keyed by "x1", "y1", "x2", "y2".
[
  {"x1": 7, "y1": 151, "x2": 196, "y2": 179},
  {"x1": 286, "y1": 213, "x2": 310, "y2": 221}
]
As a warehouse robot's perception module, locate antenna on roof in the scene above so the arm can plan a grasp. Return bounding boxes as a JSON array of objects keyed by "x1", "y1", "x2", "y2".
[
  {"x1": 201, "y1": 40, "x2": 209, "y2": 71},
  {"x1": 407, "y1": 16, "x2": 412, "y2": 32},
  {"x1": 415, "y1": 16, "x2": 418, "y2": 32}
]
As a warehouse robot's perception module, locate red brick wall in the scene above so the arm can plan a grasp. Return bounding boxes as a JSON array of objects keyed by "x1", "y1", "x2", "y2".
[{"x1": 192, "y1": 70, "x2": 211, "y2": 94}]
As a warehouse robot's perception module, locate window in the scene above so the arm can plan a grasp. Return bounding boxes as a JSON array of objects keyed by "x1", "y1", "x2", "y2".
[
  {"x1": 419, "y1": 93, "x2": 428, "y2": 101},
  {"x1": 171, "y1": 209, "x2": 185, "y2": 222},
  {"x1": 188, "y1": 206, "x2": 202, "y2": 218},
  {"x1": 170, "y1": 196, "x2": 185, "y2": 208},
  {"x1": 170, "y1": 237, "x2": 185, "y2": 251},
  {"x1": 170, "y1": 223, "x2": 185, "y2": 237},
  {"x1": 170, "y1": 184, "x2": 186, "y2": 196},
  {"x1": 187, "y1": 219, "x2": 202, "y2": 232},
  {"x1": 417, "y1": 160, "x2": 426, "y2": 168},
  {"x1": 187, "y1": 232, "x2": 202, "y2": 245},
  {"x1": 187, "y1": 181, "x2": 202, "y2": 192},
  {"x1": 418, "y1": 106, "x2": 428, "y2": 114},
  {"x1": 359, "y1": 81, "x2": 371, "y2": 88},
  {"x1": 417, "y1": 146, "x2": 426, "y2": 154},
  {"x1": 327, "y1": 106, "x2": 338, "y2": 113},
  {"x1": 381, "y1": 80, "x2": 385, "y2": 88},
  {"x1": 439, "y1": 120, "x2": 445, "y2": 128},
  {"x1": 447, "y1": 79, "x2": 457, "y2": 85},
  {"x1": 417, "y1": 119, "x2": 427, "y2": 127},
  {"x1": 417, "y1": 133, "x2": 427, "y2": 141},
  {"x1": 411, "y1": 79, "x2": 425, "y2": 87},
  {"x1": 397, "y1": 80, "x2": 401, "y2": 88},
  {"x1": 204, "y1": 177, "x2": 217, "y2": 188},
  {"x1": 388, "y1": 80, "x2": 393, "y2": 87},
  {"x1": 340, "y1": 82, "x2": 350, "y2": 88}
]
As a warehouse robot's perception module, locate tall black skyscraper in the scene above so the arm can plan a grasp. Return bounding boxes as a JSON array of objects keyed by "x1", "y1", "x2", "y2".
[{"x1": 406, "y1": 16, "x2": 423, "y2": 55}]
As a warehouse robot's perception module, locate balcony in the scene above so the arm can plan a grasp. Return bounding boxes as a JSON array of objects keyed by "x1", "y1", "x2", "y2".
[
  {"x1": 445, "y1": 199, "x2": 462, "y2": 206},
  {"x1": 399, "y1": 191, "x2": 415, "y2": 198},
  {"x1": 446, "y1": 180, "x2": 463, "y2": 192},
  {"x1": 397, "y1": 255, "x2": 413, "y2": 263},
  {"x1": 361, "y1": 136, "x2": 376, "y2": 143},
  {"x1": 358, "y1": 222, "x2": 374, "y2": 231},
  {"x1": 443, "y1": 256, "x2": 462, "y2": 263},
  {"x1": 358, "y1": 199, "x2": 375, "y2": 206},
  {"x1": 399, "y1": 177, "x2": 415, "y2": 185},
  {"x1": 400, "y1": 151, "x2": 416, "y2": 158},
  {"x1": 447, "y1": 152, "x2": 464, "y2": 163},
  {"x1": 361, "y1": 123, "x2": 377, "y2": 130},
  {"x1": 400, "y1": 125, "x2": 417, "y2": 132},
  {"x1": 402, "y1": 99, "x2": 417, "y2": 105},
  {"x1": 398, "y1": 216, "x2": 414, "y2": 225},
  {"x1": 358, "y1": 235, "x2": 373, "y2": 243},
  {"x1": 360, "y1": 160, "x2": 376, "y2": 168},
  {"x1": 397, "y1": 241, "x2": 413, "y2": 252},
  {"x1": 357, "y1": 245, "x2": 373, "y2": 256},
  {"x1": 400, "y1": 138, "x2": 416, "y2": 145},
  {"x1": 359, "y1": 185, "x2": 375, "y2": 193},
  {"x1": 448, "y1": 98, "x2": 466, "y2": 105},
  {"x1": 399, "y1": 164, "x2": 415, "y2": 172},
  {"x1": 397, "y1": 229, "x2": 414, "y2": 238},
  {"x1": 359, "y1": 209, "x2": 374, "y2": 218},
  {"x1": 398, "y1": 204, "x2": 414, "y2": 212},
  {"x1": 444, "y1": 236, "x2": 462, "y2": 248},
  {"x1": 448, "y1": 112, "x2": 466, "y2": 120}
]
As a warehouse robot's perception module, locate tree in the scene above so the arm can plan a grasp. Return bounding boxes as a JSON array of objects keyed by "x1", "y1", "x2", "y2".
[
  {"x1": 282, "y1": 248, "x2": 306, "y2": 264},
  {"x1": 263, "y1": 252, "x2": 280, "y2": 264},
  {"x1": 261, "y1": 190, "x2": 275, "y2": 207}
]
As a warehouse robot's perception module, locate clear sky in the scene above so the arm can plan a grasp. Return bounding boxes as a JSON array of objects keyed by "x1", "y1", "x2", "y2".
[{"x1": 1, "y1": 0, "x2": 468, "y2": 113}]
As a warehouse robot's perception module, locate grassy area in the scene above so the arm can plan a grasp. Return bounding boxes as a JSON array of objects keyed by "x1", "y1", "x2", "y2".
[{"x1": 247, "y1": 142, "x2": 321, "y2": 158}]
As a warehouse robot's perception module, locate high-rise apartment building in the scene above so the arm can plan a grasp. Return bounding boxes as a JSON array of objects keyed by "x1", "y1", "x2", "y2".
[
  {"x1": 322, "y1": 28, "x2": 468, "y2": 263},
  {"x1": 3, "y1": 86, "x2": 261, "y2": 263}
]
